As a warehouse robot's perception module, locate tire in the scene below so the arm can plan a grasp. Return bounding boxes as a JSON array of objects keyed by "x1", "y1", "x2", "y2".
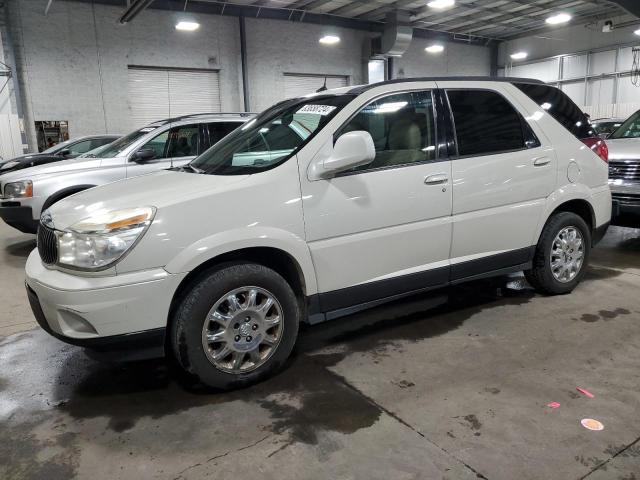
[
  {"x1": 525, "y1": 212, "x2": 591, "y2": 295},
  {"x1": 171, "y1": 263, "x2": 300, "y2": 390}
]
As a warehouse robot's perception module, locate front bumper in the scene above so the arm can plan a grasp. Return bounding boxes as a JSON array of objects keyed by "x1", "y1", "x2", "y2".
[
  {"x1": 25, "y1": 250, "x2": 188, "y2": 355},
  {"x1": 611, "y1": 194, "x2": 640, "y2": 227},
  {"x1": 0, "y1": 203, "x2": 38, "y2": 233}
]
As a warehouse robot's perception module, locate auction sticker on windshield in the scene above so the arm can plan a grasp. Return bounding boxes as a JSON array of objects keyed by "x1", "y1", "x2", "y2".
[{"x1": 297, "y1": 105, "x2": 337, "y2": 116}]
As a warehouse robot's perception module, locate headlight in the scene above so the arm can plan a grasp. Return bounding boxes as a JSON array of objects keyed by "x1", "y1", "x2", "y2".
[
  {"x1": 56, "y1": 207, "x2": 156, "y2": 270},
  {"x1": 4, "y1": 180, "x2": 33, "y2": 199}
]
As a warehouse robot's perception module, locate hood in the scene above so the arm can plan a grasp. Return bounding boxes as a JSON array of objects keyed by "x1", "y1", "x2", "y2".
[
  {"x1": 605, "y1": 138, "x2": 640, "y2": 161},
  {"x1": 48, "y1": 170, "x2": 251, "y2": 230},
  {"x1": 0, "y1": 156, "x2": 103, "y2": 183},
  {"x1": 0, "y1": 153, "x2": 65, "y2": 175}
]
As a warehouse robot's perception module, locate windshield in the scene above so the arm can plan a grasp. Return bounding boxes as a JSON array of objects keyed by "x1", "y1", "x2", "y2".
[
  {"x1": 610, "y1": 111, "x2": 640, "y2": 139},
  {"x1": 84, "y1": 127, "x2": 159, "y2": 158},
  {"x1": 190, "y1": 94, "x2": 355, "y2": 175}
]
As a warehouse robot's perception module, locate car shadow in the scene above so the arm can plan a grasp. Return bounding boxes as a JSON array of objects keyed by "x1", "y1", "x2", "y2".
[
  {"x1": 44, "y1": 273, "x2": 538, "y2": 436},
  {"x1": 4, "y1": 239, "x2": 36, "y2": 259}
]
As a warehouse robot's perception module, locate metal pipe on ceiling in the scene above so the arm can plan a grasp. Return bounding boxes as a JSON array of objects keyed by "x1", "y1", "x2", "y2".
[{"x1": 119, "y1": 0, "x2": 155, "y2": 24}]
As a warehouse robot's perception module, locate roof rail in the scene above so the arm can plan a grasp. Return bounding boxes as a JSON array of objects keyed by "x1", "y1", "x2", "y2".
[
  {"x1": 348, "y1": 76, "x2": 545, "y2": 95},
  {"x1": 161, "y1": 112, "x2": 258, "y2": 124}
]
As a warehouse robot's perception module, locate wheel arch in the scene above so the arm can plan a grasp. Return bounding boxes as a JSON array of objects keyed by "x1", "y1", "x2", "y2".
[{"x1": 166, "y1": 246, "x2": 310, "y2": 338}]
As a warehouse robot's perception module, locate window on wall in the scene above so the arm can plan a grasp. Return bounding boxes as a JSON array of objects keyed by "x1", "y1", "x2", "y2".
[
  {"x1": 447, "y1": 90, "x2": 529, "y2": 157},
  {"x1": 127, "y1": 67, "x2": 221, "y2": 128},
  {"x1": 283, "y1": 74, "x2": 349, "y2": 99},
  {"x1": 338, "y1": 90, "x2": 437, "y2": 172}
]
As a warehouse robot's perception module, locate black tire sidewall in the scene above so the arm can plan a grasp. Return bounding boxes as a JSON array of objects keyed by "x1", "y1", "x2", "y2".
[
  {"x1": 535, "y1": 212, "x2": 592, "y2": 294},
  {"x1": 172, "y1": 263, "x2": 300, "y2": 390}
]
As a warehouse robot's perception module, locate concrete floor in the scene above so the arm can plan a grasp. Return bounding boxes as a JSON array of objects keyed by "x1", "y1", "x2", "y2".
[{"x1": 1, "y1": 221, "x2": 639, "y2": 480}]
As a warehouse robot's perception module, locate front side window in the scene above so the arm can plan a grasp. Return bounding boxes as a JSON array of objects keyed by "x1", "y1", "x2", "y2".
[
  {"x1": 191, "y1": 94, "x2": 354, "y2": 175},
  {"x1": 338, "y1": 90, "x2": 437, "y2": 173},
  {"x1": 66, "y1": 139, "x2": 94, "y2": 156},
  {"x1": 167, "y1": 124, "x2": 199, "y2": 157},
  {"x1": 448, "y1": 90, "x2": 528, "y2": 157},
  {"x1": 90, "y1": 137, "x2": 117, "y2": 150},
  {"x1": 142, "y1": 131, "x2": 170, "y2": 159},
  {"x1": 610, "y1": 110, "x2": 640, "y2": 139}
]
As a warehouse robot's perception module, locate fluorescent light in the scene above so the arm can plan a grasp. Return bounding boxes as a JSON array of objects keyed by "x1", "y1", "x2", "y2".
[
  {"x1": 374, "y1": 101, "x2": 408, "y2": 114},
  {"x1": 635, "y1": 28, "x2": 640, "y2": 36},
  {"x1": 546, "y1": 13, "x2": 572, "y2": 25},
  {"x1": 427, "y1": 0, "x2": 455, "y2": 9},
  {"x1": 175, "y1": 21, "x2": 200, "y2": 31},
  {"x1": 425, "y1": 44, "x2": 445, "y2": 54},
  {"x1": 510, "y1": 51, "x2": 528, "y2": 60},
  {"x1": 319, "y1": 35, "x2": 340, "y2": 45}
]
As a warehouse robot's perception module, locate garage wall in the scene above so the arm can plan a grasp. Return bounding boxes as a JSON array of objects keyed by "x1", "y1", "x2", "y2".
[
  {"x1": 6, "y1": 0, "x2": 242, "y2": 143},
  {"x1": 244, "y1": 18, "x2": 370, "y2": 112},
  {"x1": 5, "y1": 0, "x2": 492, "y2": 149},
  {"x1": 394, "y1": 37, "x2": 491, "y2": 78}
]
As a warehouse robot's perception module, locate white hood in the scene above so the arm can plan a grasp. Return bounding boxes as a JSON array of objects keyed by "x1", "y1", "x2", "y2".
[
  {"x1": 0, "y1": 156, "x2": 104, "y2": 183},
  {"x1": 47, "y1": 170, "x2": 250, "y2": 230}
]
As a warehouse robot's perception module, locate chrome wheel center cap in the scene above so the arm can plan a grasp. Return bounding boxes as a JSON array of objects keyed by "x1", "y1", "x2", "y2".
[{"x1": 239, "y1": 323, "x2": 252, "y2": 336}]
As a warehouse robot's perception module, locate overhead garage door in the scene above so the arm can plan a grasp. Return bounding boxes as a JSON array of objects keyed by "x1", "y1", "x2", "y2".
[
  {"x1": 284, "y1": 73, "x2": 349, "y2": 99},
  {"x1": 128, "y1": 67, "x2": 221, "y2": 128}
]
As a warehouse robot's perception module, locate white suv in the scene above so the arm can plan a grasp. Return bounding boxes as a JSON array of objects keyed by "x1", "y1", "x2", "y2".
[{"x1": 25, "y1": 78, "x2": 611, "y2": 389}]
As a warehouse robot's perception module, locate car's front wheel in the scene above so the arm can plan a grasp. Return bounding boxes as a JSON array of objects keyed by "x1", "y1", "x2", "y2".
[
  {"x1": 171, "y1": 263, "x2": 300, "y2": 390},
  {"x1": 525, "y1": 212, "x2": 591, "y2": 295}
]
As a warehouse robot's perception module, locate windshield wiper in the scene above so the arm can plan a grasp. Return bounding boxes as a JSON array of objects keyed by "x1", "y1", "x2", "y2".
[{"x1": 183, "y1": 164, "x2": 205, "y2": 174}]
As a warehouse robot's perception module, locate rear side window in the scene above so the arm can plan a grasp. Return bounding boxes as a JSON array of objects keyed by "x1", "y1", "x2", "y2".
[
  {"x1": 514, "y1": 83, "x2": 593, "y2": 139},
  {"x1": 447, "y1": 90, "x2": 529, "y2": 157},
  {"x1": 205, "y1": 122, "x2": 242, "y2": 150}
]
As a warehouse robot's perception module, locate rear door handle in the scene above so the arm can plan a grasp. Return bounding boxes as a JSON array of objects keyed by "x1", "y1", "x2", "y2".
[
  {"x1": 424, "y1": 174, "x2": 449, "y2": 185},
  {"x1": 533, "y1": 157, "x2": 551, "y2": 167}
]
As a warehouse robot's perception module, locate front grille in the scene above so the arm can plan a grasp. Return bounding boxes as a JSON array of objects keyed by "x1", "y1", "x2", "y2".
[
  {"x1": 37, "y1": 223, "x2": 58, "y2": 265},
  {"x1": 609, "y1": 160, "x2": 640, "y2": 182}
]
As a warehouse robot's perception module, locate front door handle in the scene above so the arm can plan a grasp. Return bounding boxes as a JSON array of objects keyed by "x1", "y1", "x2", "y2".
[
  {"x1": 424, "y1": 173, "x2": 449, "y2": 185},
  {"x1": 533, "y1": 157, "x2": 551, "y2": 167}
]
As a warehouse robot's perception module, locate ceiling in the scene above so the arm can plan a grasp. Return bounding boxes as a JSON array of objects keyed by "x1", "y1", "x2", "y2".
[{"x1": 223, "y1": 0, "x2": 629, "y2": 40}]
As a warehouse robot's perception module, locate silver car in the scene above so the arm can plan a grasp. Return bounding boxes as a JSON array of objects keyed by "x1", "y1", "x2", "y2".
[
  {"x1": 0, "y1": 113, "x2": 251, "y2": 233},
  {"x1": 606, "y1": 109, "x2": 640, "y2": 226}
]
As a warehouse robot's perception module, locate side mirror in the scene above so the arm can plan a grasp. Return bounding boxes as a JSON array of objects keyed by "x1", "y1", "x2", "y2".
[
  {"x1": 321, "y1": 131, "x2": 375, "y2": 177},
  {"x1": 132, "y1": 147, "x2": 156, "y2": 163},
  {"x1": 58, "y1": 149, "x2": 71, "y2": 157}
]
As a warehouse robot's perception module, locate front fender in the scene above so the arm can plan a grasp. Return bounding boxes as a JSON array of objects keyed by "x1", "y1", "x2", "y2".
[{"x1": 164, "y1": 226, "x2": 319, "y2": 296}]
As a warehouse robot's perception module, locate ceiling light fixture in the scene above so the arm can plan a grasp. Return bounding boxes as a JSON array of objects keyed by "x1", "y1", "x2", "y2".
[
  {"x1": 319, "y1": 35, "x2": 341, "y2": 45},
  {"x1": 175, "y1": 21, "x2": 200, "y2": 31},
  {"x1": 546, "y1": 13, "x2": 572, "y2": 25},
  {"x1": 510, "y1": 51, "x2": 528, "y2": 60},
  {"x1": 635, "y1": 28, "x2": 640, "y2": 36},
  {"x1": 427, "y1": 0, "x2": 455, "y2": 9},
  {"x1": 425, "y1": 44, "x2": 445, "y2": 53}
]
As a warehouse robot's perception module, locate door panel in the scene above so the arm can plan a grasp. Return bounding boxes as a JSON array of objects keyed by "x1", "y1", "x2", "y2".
[
  {"x1": 301, "y1": 88, "x2": 453, "y2": 303},
  {"x1": 445, "y1": 87, "x2": 556, "y2": 264}
]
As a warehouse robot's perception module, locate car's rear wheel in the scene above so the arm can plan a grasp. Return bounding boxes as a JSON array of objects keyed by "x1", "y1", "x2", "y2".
[
  {"x1": 171, "y1": 263, "x2": 300, "y2": 390},
  {"x1": 525, "y1": 212, "x2": 591, "y2": 295}
]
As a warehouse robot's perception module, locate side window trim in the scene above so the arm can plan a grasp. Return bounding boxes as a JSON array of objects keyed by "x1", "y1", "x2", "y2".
[
  {"x1": 444, "y1": 88, "x2": 541, "y2": 160},
  {"x1": 333, "y1": 88, "x2": 445, "y2": 178}
]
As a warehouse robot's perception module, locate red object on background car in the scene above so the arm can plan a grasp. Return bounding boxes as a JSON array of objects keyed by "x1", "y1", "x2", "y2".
[{"x1": 581, "y1": 137, "x2": 609, "y2": 163}]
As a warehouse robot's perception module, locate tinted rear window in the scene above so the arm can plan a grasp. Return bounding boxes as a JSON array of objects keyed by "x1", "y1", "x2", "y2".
[
  {"x1": 514, "y1": 83, "x2": 594, "y2": 139},
  {"x1": 447, "y1": 89, "x2": 527, "y2": 157}
]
